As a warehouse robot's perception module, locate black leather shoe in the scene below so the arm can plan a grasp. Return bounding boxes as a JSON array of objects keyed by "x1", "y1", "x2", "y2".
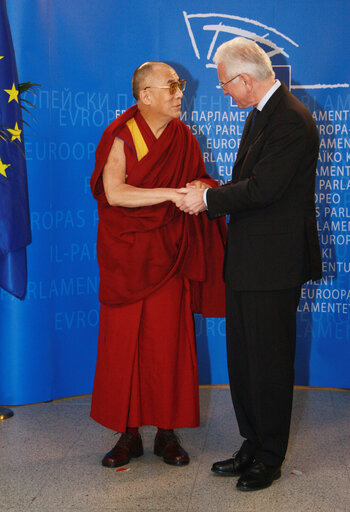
[
  {"x1": 211, "y1": 451, "x2": 254, "y2": 476},
  {"x1": 154, "y1": 430, "x2": 189, "y2": 466},
  {"x1": 237, "y1": 461, "x2": 281, "y2": 491},
  {"x1": 102, "y1": 433, "x2": 143, "y2": 467}
]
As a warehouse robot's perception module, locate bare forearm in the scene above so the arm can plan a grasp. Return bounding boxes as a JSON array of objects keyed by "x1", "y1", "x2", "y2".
[{"x1": 105, "y1": 183, "x2": 180, "y2": 208}]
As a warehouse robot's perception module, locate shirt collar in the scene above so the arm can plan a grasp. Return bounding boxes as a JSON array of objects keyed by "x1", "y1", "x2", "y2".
[{"x1": 256, "y1": 80, "x2": 281, "y2": 111}]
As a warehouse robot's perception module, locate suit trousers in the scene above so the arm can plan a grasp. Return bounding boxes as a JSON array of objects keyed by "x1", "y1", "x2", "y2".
[{"x1": 225, "y1": 284, "x2": 301, "y2": 466}]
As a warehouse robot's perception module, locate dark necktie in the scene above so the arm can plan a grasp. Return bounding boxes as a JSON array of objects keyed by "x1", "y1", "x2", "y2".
[
  {"x1": 249, "y1": 108, "x2": 259, "y2": 131},
  {"x1": 238, "y1": 108, "x2": 260, "y2": 156}
]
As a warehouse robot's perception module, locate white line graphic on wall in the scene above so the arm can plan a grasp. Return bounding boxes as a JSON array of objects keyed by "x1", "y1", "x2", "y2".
[
  {"x1": 292, "y1": 84, "x2": 349, "y2": 89},
  {"x1": 183, "y1": 11, "x2": 349, "y2": 90}
]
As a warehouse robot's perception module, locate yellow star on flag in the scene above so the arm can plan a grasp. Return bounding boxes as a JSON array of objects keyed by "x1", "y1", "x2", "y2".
[
  {"x1": 0, "y1": 157, "x2": 10, "y2": 178},
  {"x1": 7, "y1": 122, "x2": 22, "y2": 142},
  {"x1": 4, "y1": 82, "x2": 19, "y2": 103},
  {"x1": 0, "y1": 56, "x2": 4, "y2": 60}
]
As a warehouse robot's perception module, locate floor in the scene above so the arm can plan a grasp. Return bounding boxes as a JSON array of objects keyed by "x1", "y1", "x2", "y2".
[{"x1": 1, "y1": 387, "x2": 349, "y2": 512}]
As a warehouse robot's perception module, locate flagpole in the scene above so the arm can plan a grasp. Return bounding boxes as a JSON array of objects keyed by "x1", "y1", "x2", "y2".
[{"x1": 0, "y1": 407, "x2": 14, "y2": 420}]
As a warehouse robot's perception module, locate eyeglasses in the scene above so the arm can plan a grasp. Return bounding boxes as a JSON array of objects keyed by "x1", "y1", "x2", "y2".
[
  {"x1": 219, "y1": 74, "x2": 241, "y2": 89},
  {"x1": 143, "y1": 79, "x2": 186, "y2": 95}
]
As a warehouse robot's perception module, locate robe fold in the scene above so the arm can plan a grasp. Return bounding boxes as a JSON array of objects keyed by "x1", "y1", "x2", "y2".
[{"x1": 91, "y1": 105, "x2": 226, "y2": 317}]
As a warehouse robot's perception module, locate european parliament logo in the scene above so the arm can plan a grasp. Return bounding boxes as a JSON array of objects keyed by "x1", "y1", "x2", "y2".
[{"x1": 183, "y1": 11, "x2": 349, "y2": 92}]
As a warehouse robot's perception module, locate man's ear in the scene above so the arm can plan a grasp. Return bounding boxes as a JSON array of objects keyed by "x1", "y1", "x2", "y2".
[
  {"x1": 139, "y1": 88, "x2": 151, "y2": 105},
  {"x1": 240, "y1": 73, "x2": 253, "y2": 90}
]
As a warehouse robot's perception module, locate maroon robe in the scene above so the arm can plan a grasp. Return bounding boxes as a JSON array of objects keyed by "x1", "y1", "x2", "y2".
[{"x1": 90, "y1": 106, "x2": 226, "y2": 431}]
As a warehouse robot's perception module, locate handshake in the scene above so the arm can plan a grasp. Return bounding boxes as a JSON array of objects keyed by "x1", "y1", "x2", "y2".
[{"x1": 172, "y1": 180, "x2": 209, "y2": 215}]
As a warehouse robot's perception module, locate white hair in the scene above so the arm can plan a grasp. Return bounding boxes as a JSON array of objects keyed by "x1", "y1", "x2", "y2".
[{"x1": 213, "y1": 37, "x2": 275, "y2": 82}]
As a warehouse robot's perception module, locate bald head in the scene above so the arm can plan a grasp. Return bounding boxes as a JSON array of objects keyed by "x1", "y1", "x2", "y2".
[{"x1": 132, "y1": 61, "x2": 174, "y2": 100}]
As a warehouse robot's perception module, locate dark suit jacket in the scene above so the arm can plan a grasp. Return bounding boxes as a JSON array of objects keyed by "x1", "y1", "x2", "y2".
[{"x1": 207, "y1": 83, "x2": 322, "y2": 291}]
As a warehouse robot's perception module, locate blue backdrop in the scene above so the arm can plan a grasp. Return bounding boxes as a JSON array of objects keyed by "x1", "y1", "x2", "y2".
[{"x1": 1, "y1": 0, "x2": 349, "y2": 405}]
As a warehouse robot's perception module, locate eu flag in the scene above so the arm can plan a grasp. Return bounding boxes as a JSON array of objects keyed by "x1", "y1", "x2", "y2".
[{"x1": 0, "y1": 0, "x2": 31, "y2": 299}]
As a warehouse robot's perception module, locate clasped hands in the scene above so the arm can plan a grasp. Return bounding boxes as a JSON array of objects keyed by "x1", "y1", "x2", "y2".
[{"x1": 173, "y1": 180, "x2": 208, "y2": 215}]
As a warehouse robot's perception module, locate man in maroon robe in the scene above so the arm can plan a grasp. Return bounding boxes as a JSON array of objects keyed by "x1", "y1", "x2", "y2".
[{"x1": 90, "y1": 61, "x2": 226, "y2": 468}]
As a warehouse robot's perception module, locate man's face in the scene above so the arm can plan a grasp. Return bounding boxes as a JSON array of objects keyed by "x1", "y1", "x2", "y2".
[
  {"x1": 145, "y1": 64, "x2": 183, "y2": 121},
  {"x1": 217, "y1": 62, "x2": 252, "y2": 109}
]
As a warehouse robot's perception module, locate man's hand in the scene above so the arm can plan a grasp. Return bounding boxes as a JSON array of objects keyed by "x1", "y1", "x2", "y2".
[
  {"x1": 177, "y1": 188, "x2": 207, "y2": 215},
  {"x1": 171, "y1": 190, "x2": 190, "y2": 208},
  {"x1": 186, "y1": 180, "x2": 210, "y2": 190}
]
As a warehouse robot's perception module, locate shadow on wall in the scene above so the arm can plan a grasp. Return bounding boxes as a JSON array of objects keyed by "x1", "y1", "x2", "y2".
[
  {"x1": 167, "y1": 61, "x2": 228, "y2": 385},
  {"x1": 284, "y1": 71, "x2": 334, "y2": 386},
  {"x1": 271, "y1": 55, "x2": 337, "y2": 386}
]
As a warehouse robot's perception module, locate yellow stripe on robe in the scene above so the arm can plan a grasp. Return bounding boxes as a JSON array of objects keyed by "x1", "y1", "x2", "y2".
[{"x1": 126, "y1": 117, "x2": 149, "y2": 161}]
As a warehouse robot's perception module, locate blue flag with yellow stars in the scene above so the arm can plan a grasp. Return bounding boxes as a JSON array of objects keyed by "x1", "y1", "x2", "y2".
[{"x1": 0, "y1": 0, "x2": 31, "y2": 299}]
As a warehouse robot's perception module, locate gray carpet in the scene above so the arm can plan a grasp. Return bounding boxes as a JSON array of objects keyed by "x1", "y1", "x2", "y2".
[{"x1": 1, "y1": 387, "x2": 349, "y2": 512}]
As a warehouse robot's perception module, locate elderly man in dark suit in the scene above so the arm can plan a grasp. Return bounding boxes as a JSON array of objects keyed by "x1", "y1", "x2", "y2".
[{"x1": 178, "y1": 37, "x2": 322, "y2": 491}]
